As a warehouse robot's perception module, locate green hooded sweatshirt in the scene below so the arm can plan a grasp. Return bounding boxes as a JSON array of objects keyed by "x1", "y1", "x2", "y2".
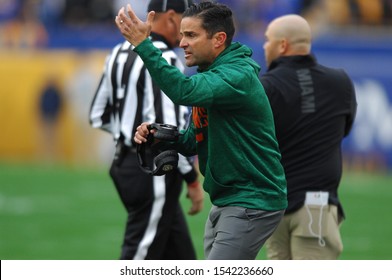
[{"x1": 134, "y1": 39, "x2": 287, "y2": 211}]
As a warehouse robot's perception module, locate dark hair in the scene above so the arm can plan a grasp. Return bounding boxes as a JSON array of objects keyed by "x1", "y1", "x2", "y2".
[
  {"x1": 183, "y1": 1, "x2": 235, "y2": 46},
  {"x1": 148, "y1": 0, "x2": 194, "y2": 13}
]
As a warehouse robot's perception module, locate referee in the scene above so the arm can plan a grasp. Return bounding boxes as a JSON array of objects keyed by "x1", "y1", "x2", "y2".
[{"x1": 89, "y1": 0, "x2": 204, "y2": 260}]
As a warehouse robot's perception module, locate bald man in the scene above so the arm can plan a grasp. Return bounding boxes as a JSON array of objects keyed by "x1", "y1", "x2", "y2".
[{"x1": 260, "y1": 15, "x2": 357, "y2": 260}]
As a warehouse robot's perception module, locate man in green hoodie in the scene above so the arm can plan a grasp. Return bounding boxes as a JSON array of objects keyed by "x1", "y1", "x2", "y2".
[{"x1": 116, "y1": 1, "x2": 287, "y2": 260}]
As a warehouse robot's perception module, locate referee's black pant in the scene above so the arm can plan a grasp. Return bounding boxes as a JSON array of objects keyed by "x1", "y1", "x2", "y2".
[{"x1": 109, "y1": 148, "x2": 196, "y2": 260}]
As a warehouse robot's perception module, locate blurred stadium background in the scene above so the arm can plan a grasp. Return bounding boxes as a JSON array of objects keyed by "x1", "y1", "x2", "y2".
[{"x1": 0, "y1": 0, "x2": 391, "y2": 260}]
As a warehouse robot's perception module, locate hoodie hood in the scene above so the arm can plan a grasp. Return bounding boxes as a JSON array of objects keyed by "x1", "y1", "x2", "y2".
[{"x1": 203, "y1": 42, "x2": 261, "y2": 76}]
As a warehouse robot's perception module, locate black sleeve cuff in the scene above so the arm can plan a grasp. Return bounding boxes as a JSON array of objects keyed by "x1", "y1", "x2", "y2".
[{"x1": 182, "y1": 168, "x2": 198, "y2": 184}]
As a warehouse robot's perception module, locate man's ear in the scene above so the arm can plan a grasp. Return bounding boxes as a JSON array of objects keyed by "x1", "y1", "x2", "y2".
[
  {"x1": 279, "y1": 38, "x2": 289, "y2": 54},
  {"x1": 213, "y1": 32, "x2": 227, "y2": 48},
  {"x1": 166, "y1": 9, "x2": 177, "y2": 21}
]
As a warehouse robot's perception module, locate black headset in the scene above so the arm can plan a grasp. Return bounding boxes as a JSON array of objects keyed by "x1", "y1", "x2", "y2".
[{"x1": 136, "y1": 123, "x2": 179, "y2": 176}]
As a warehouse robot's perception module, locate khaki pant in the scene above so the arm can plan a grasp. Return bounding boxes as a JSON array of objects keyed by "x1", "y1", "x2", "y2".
[{"x1": 266, "y1": 205, "x2": 343, "y2": 260}]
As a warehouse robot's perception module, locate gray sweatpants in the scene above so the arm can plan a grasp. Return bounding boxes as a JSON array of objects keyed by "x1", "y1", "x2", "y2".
[{"x1": 204, "y1": 205, "x2": 284, "y2": 260}]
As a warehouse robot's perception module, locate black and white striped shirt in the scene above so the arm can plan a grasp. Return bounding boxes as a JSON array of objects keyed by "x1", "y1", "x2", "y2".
[{"x1": 89, "y1": 33, "x2": 195, "y2": 176}]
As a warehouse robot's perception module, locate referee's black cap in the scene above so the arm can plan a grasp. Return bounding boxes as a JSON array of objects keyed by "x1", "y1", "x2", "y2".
[{"x1": 148, "y1": 0, "x2": 194, "y2": 13}]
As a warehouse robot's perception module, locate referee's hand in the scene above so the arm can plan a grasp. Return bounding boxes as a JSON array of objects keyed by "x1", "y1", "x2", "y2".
[{"x1": 186, "y1": 180, "x2": 204, "y2": 215}]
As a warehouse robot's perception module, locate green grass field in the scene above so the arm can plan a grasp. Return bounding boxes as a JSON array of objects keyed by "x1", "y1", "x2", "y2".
[{"x1": 1, "y1": 161, "x2": 391, "y2": 260}]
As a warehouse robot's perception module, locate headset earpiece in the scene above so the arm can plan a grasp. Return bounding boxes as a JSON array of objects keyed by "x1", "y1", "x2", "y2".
[
  {"x1": 137, "y1": 123, "x2": 180, "y2": 176},
  {"x1": 152, "y1": 150, "x2": 179, "y2": 176}
]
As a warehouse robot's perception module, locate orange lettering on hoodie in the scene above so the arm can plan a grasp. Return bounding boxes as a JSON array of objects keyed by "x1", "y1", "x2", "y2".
[{"x1": 192, "y1": 107, "x2": 208, "y2": 142}]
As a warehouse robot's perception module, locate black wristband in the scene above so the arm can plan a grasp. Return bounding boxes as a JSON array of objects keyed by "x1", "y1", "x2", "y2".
[{"x1": 183, "y1": 168, "x2": 198, "y2": 184}]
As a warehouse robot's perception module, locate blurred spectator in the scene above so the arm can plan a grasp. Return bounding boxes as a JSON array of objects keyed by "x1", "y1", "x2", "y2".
[
  {"x1": 220, "y1": 0, "x2": 300, "y2": 40},
  {"x1": 38, "y1": 0, "x2": 65, "y2": 27},
  {"x1": 297, "y1": 0, "x2": 322, "y2": 26},
  {"x1": 300, "y1": 0, "x2": 392, "y2": 29},
  {"x1": 298, "y1": 0, "x2": 318, "y2": 14},
  {"x1": 0, "y1": 0, "x2": 48, "y2": 49},
  {"x1": 384, "y1": 0, "x2": 392, "y2": 25},
  {"x1": 296, "y1": 0, "x2": 392, "y2": 27},
  {"x1": 38, "y1": 76, "x2": 63, "y2": 161},
  {"x1": 113, "y1": 0, "x2": 148, "y2": 18},
  {"x1": 0, "y1": 0, "x2": 20, "y2": 21},
  {"x1": 349, "y1": 0, "x2": 392, "y2": 25},
  {"x1": 1, "y1": 0, "x2": 391, "y2": 50},
  {"x1": 61, "y1": 0, "x2": 114, "y2": 25},
  {"x1": 327, "y1": 0, "x2": 352, "y2": 25},
  {"x1": 39, "y1": 78, "x2": 63, "y2": 122}
]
